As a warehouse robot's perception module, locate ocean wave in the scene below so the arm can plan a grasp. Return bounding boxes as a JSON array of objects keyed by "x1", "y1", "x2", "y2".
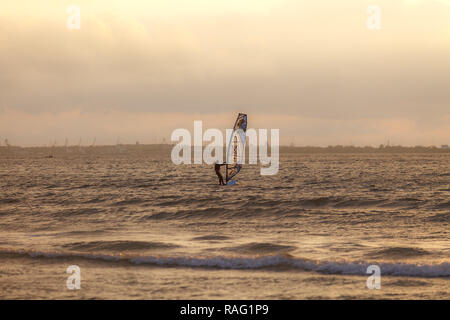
[
  {"x1": 138, "y1": 196, "x2": 430, "y2": 220},
  {"x1": 143, "y1": 207, "x2": 226, "y2": 220},
  {"x1": 427, "y1": 212, "x2": 450, "y2": 223},
  {"x1": 1, "y1": 248, "x2": 449, "y2": 278},
  {"x1": 7, "y1": 194, "x2": 439, "y2": 221},
  {"x1": 61, "y1": 240, "x2": 180, "y2": 251},
  {"x1": 225, "y1": 242, "x2": 297, "y2": 254},
  {"x1": 192, "y1": 235, "x2": 231, "y2": 241},
  {"x1": 431, "y1": 201, "x2": 450, "y2": 210},
  {"x1": 55, "y1": 207, "x2": 104, "y2": 216},
  {"x1": 366, "y1": 247, "x2": 431, "y2": 259},
  {"x1": 82, "y1": 197, "x2": 108, "y2": 204},
  {"x1": 113, "y1": 198, "x2": 147, "y2": 206},
  {"x1": 437, "y1": 173, "x2": 450, "y2": 177},
  {"x1": 240, "y1": 197, "x2": 425, "y2": 210},
  {"x1": 0, "y1": 198, "x2": 20, "y2": 204}
]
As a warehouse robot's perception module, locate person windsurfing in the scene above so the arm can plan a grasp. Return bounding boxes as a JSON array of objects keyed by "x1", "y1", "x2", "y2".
[{"x1": 214, "y1": 161, "x2": 226, "y2": 185}]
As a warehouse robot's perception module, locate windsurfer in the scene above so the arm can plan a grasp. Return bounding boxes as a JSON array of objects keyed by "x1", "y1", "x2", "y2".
[{"x1": 215, "y1": 161, "x2": 226, "y2": 185}]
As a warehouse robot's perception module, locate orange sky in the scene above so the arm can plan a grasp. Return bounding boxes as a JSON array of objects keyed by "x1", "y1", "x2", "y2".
[{"x1": 1, "y1": 0, "x2": 449, "y2": 146}]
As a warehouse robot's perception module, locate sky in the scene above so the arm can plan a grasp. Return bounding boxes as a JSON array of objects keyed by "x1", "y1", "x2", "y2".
[{"x1": 0, "y1": 0, "x2": 449, "y2": 146}]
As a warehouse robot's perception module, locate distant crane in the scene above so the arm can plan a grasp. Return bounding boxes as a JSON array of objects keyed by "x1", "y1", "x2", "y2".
[
  {"x1": 64, "y1": 138, "x2": 70, "y2": 153},
  {"x1": 77, "y1": 137, "x2": 82, "y2": 153}
]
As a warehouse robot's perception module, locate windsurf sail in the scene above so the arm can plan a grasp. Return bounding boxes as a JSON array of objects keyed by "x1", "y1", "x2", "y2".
[{"x1": 226, "y1": 113, "x2": 247, "y2": 183}]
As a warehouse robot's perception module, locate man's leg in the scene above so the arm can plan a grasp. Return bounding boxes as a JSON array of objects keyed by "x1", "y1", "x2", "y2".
[{"x1": 218, "y1": 173, "x2": 224, "y2": 185}]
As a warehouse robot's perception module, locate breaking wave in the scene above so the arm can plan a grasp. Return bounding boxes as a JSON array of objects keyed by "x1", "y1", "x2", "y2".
[{"x1": 1, "y1": 248, "x2": 449, "y2": 278}]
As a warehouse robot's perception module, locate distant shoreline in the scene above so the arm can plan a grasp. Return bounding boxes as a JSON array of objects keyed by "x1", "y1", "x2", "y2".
[
  {"x1": 1, "y1": 144, "x2": 449, "y2": 154},
  {"x1": 279, "y1": 145, "x2": 450, "y2": 154}
]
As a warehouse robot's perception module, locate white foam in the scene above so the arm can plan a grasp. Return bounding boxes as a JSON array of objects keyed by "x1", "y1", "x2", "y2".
[
  {"x1": 131, "y1": 255, "x2": 450, "y2": 277},
  {"x1": 2, "y1": 248, "x2": 449, "y2": 277}
]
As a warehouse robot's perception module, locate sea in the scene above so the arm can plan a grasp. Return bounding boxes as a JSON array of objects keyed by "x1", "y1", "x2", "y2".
[{"x1": 0, "y1": 145, "x2": 449, "y2": 299}]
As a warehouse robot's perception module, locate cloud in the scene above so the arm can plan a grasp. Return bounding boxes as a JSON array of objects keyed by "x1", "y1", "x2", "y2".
[{"x1": 0, "y1": 1, "x2": 449, "y2": 145}]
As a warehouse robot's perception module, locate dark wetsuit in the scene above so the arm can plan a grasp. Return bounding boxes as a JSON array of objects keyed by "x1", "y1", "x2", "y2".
[{"x1": 215, "y1": 163, "x2": 226, "y2": 185}]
